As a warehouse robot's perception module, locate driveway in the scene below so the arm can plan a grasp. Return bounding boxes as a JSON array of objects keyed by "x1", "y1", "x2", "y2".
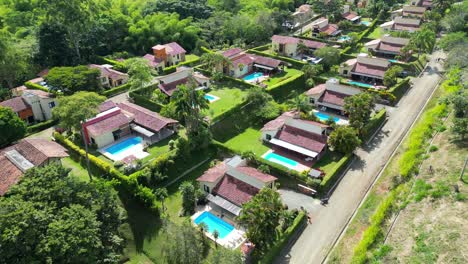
[
  {"x1": 276, "y1": 50, "x2": 446, "y2": 264},
  {"x1": 279, "y1": 189, "x2": 321, "y2": 215}
]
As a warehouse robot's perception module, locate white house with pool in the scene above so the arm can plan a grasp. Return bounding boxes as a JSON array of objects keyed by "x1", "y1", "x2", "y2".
[
  {"x1": 82, "y1": 101, "x2": 178, "y2": 161},
  {"x1": 260, "y1": 111, "x2": 329, "y2": 175},
  {"x1": 194, "y1": 156, "x2": 277, "y2": 248}
]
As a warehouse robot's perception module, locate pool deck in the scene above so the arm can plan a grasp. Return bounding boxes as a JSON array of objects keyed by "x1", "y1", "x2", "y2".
[
  {"x1": 191, "y1": 205, "x2": 246, "y2": 249},
  {"x1": 243, "y1": 73, "x2": 269, "y2": 84},
  {"x1": 262, "y1": 149, "x2": 311, "y2": 172},
  {"x1": 313, "y1": 110, "x2": 349, "y2": 126},
  {"x1": 98, "y1": 135, "x2": 149, "y2": 162}
]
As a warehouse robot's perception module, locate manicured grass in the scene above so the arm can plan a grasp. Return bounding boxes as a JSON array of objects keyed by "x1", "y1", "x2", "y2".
[
  {"x1": 204, "y1": 82, "x2": 249, "y2": 119},
  {"x1": 263, "y1": 67, "x2": 303, "y2": 87},
  {"x1": 62, "y1": 157, "x2": 92, "y2": 182},
  {"x1": 185, "y1": 54, "x2": 199, "y2": 61},
  {"x1": 367, "y1": 27, "x2": 383, "y2": 39},
  {"x1": 223, "y1": 126, "x2": 270, "y2": 156},
  {"x1": 313, "y1": 151, "x2": 345, "y2": 176}
]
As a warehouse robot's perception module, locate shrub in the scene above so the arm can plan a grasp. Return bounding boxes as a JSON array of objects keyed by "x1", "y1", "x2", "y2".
[
  {"x1": 387, "y1": 78, "x2": 411, "y2": 103},
  {"x1": 24, "y1": 81, "x2": 55, "y2": 94},
  {"x1": 266, "y1": 73, "x2": 305, "y2": 100},
  {"x1": 319, "y1": 154, "x2": 353, "y2": 191},
  {"x1": 101, "y1": 83, "x2": 130, "y2": 97},
  {"x1": 362, "y1": 109, "x2": 387, "y2": 140},
  {"x1": 162, "y1": 56, "x2": 201, "y2": 75},
  {"x1": 429, "y1": 145, "x2": 438, "y2": 152},
  {"x1": 26, "y1": 119, "x2": 57, "y2": 135}
]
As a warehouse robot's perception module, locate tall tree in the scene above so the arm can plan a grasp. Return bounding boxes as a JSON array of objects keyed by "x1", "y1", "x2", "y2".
[
  {"x1": 344, "y1": 93, "x2": 376, "y2": 135},
  {"x1": 0, "y1": 33, "x2": 32, "y2": 88},
  {"x1": 45, "y1": 66, "x2": 101, "y2": 94},
  {"x1": 328, "y1": 126, "x2": 362, "y2": 154},
  {"x1": 246, "y1": 86, "x2": 281, "y2": 121},
  {"x1": 314, "y1": 46, "x2": 341, "y2": 70},
  {"x1": 179, "y1": 181, "x2": 196, "y2": 215},
  {"x1": 0, "y1": 106, "x2": 27, "y2": 147},
  {"x1": 125, "y1": 58, "x2": 155, "y2": 92},
  {"x1": 155, "y1": 187, "x2": 169, "y2": 213},
  {"x1": 208, "y1": 248, "x2": 243, "y2": 264},
  {"x1": 0, "y1": 164, "x2": 123, "y2": 263},
  {"x1": 410, "y1": 28, "x2": 436, "y2": 57},
  {"x1": 383, "y1": 65, "x2": 403, "y2": 87},
  {"x1": 237, "y1": 188, "x2": 284, "y2": 251},
  {"x1": 200, "y1": 52, "x2": 232, "y2": 75},
  {"x1": 287, "y1": 93, "x2": 313, "y2": 113},
  {"x1": 171, "y1": 79, "x2": 209, "y2": 132},
  {"x1": 52, "y1": 91, "x2": 105, "y2": 132},
  {"x1": 162, "y1": 221, "x2": 206, "y2": 264},
  {"x1": 37, "y1": 22, "x2": 74, "y2": 66}
]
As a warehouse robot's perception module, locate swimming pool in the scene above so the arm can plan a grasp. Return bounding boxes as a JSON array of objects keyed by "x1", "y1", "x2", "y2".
[
  {"x1": 338, "y1": 35, "x2": 351, "y2": 42},
  {"x1": 194, "y1": 211, "x2": 234, "y2": 239},
  {"x1": 314, "y1": 111, "x2": 340, "y2": 123},
  {"x1": 264, "y1": 152, "x2": 298, "y2": 169},
  {"x1": 105, "y1": 137, "x2": 142, "y2": 155},
  {"x1": 388, "y1": 59, "x2": 398, "y2": 63},
  {"x1": 204, "y1": 93, "x2": 219, "y2": 103},
  {"x1": 361, "y1": 21, "x2": 371, "y2": 26},
  {"x1": 347, "y1": 80, "x2": 374, "y2": 88},
  {"x1": 243, "y1": 72, "x2": 263, "y2": 82}
]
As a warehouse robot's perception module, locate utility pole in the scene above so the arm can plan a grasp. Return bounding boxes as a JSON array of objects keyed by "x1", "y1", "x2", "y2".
[{"x1": 80, "y1": 121, "x2": 93, "y2": 182}]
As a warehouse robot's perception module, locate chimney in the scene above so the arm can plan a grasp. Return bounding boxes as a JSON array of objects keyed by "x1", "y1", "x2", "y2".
[{"x1": 153, "y1": 45, "x2": 167, "y2": 61}]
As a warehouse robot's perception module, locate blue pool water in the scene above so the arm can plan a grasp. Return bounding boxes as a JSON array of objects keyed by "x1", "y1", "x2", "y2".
[
  {"x1": 194, "y1": 211, "x2": 234, "y2": 239},
  {"x1": 361, "y1": 21, "x2": 371, "y2": 26},
  {"x1": 314, "y1": 111, "x2": 340, "y2": 123},
  {"x1": 347, "y1": 80, "x2": 374, "y2": 88},
  {"x1": 264, "y1": 152, "x2": 298, "y2": 168},
  {"x1": 105, "y1": 137, "x2": 142, "y2": 155},
  {"x1": 204, "y1": 94, "x2": 216, "y2": 102},
  {"x1": 243, "y1": 72, "x2": 263, "y2": 82},
  {"x1": 338, "y1": 35, "x2": 351, "y2": 41},
  {"x1": 388, "y1": 59, "x2": 398, "y2": 63}
]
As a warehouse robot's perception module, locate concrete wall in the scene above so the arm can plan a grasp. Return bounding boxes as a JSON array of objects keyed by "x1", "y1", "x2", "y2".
[
  {"x1": 232, "y1": 63, "x2": 251, "y2": 78},
  {"x1": 339, "y1": 63, "x2": 353, "y2": 77},
  {"x1": 92, "y1": 132, "x2": 115, "y2": 148},
  {"x1": 261, "y1": 130, "x2": 278, "y2": 141},
  {"x1": 272, "y1": 42, "x2": 298, "y2": 57}
]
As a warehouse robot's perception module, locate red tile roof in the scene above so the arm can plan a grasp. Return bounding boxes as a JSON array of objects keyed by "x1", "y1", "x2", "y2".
[
  {"x1": 0, "y1": 97, "x2": 30, "y2": 113},
  {"x1": 231, "y1": 53, "x2": 256, "y2": 67},
  {"x1": 318, "y1": 90, "x2": 349, "y2": 107},
  {"x1": 271, "y1": 35, "x2": 326, "y2": 49},
  {"x1": 261, "y1": 111, "x2": 296, "y2": 131},
  {"x1": 86, "y1": 112, "x2": 130, "y2": 136},
  {"x1": 99, "y1": 101, "x2": 117, "y2": 112},
  {"x1": 342, "y1": 12, "x2": 359, "y2": 21},
  {"x1": 117, "y1": 102, "x2": 178, "y2": 132},
  {"x1": 353, "y1": 63, "x2": 387, "y2": 78},
  {"x1": 320, "y1": 24, "x2": 340, "y2": 35},
  {"x1": 235, "y1": 166, "x2": 277, "y2": 183},
  {"x1": 143, "y1": 54, "x2": 164, "y2": 67},
  {"x1": 0, "y1": 155, "x2": 23, "y2": 196},
  {"x1": 306, "y1": 83, "x2": 326, "y2": 96},
  {"x1": 213, "y1": 175, "x2": 259, "y2": 206},
  {"x1": 275, "y1": 125, "x2": 327, "y2": 153},
  {"x1": 197, "y1": 162, "x2": 227, "y2": 182},
  {"x1": 222, "y1": 48, "x2": 243, "y2": 58},
  {"x1": 158, "y1": 77, "x2": 197, "y2": 96},
  {"x1": 252, "y1": 55, "x2": 282, "y2": 68},
  {"x1": 89, "y1": 64, "x2": 128, "y2": 80},
  {"x1": 153, "y1": 42, "x2": 186, "y2": 55}
]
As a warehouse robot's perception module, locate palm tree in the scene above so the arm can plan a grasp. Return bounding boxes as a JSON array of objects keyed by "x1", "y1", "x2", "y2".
[
  {"x1": 212, "y1": 229, "x2": 220, "y2": 247},
  {"x1": 287, "y1": 94, "x2": 312, "y2": 114},
  {"x1": 198, "y1": 222, "x2": 208, "y2": 234},
  {"x1": 200, "y1": 53, "x2": 232, "y2": 74},
  {"x1": 410, "y1": 28, "x2": 436, "y2": 57},
  {"x1": 154, "y1": 188, "x2": 168, "y2": 213}
]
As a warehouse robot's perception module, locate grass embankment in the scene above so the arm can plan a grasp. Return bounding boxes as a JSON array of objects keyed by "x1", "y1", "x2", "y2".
[{"x1": 328, "y1": 69, "x2": 464, "y2": 263}]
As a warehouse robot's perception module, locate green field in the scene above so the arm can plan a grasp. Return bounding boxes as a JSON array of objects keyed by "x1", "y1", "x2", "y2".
[
  {"x1": 204, "y1": 81, "x2": 249, "y2": 119},
  {"x1": 223, "y1": 126, "x2": 269, "y2": 156},
  {"x1": 264, "y1": 67, "x2": 303, "y2": 87}
]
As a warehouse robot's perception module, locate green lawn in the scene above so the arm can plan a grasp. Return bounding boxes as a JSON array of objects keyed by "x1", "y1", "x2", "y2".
[
  {"x1": 185, "y1": 54, "x2": 199, "y2": 61},
  {"x1": 263, "y1": 67, "x2": 303, "y2": 87},
  {"x1": 367, "y1": 27, "x2": 383, "y2": 39},
  {"x1": 223, "y1": 126, "x2": 269, "y2": 156},
  {"x1": 313, "y1": 151, "x2": 345, "y2": 176},
  {"x1": 204, "y1": 81, "x2": 249, "y2": 119},
  {"x1": 62, "y1": 157, "x2": 92, "y2": 182}
]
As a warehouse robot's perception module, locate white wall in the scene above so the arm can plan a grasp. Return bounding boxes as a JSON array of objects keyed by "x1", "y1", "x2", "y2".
[
  {"x1": 93, "y1": 132, "x2": 115, "y2": 148},
  {"x1": 262, "y1": 130, "x2": 278, "y2": 141},
  {"x1": 272, "y1": 42, "x2": 298, "y2": 57}
]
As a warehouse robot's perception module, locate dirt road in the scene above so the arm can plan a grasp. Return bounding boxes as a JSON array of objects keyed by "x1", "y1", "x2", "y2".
[{"x1": 276, "y1": 50, "x2": 446, "y2": 264}]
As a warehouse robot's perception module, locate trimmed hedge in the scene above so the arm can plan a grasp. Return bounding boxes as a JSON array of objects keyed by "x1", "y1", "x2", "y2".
[
  {"x1": 266, "y1": 72, "x2": 306, "y2": 100},
  {"x1": 101, "y1": 83, "x2": 130, "y2": 97},
  {"x1": 258, "y1": 211, "x2": 307, "y2": 264},
  {"x1": 26, "y1": 119, "x2": 57, "y2": 135},
  {"x1": 211, "y1": 100, "x2": 250, "y2": 124},
  {"x1": 362, "y1": 108, "x2": 387, "y2": 140},
  {"x1": 250, "y1": 44, "x2": 271, "y2": 51},
  {"x1": 96, "y1": 57, "x2": 128, "y2": 72},
  {"x1": 53, "y1": 132, "x2": 159, "y2": 213},
  {"x1": 387, "y1": 77, "x2": 410, "y2": 103},
  {"x1": 129, "y1": 91, "x2": 163, "y2": 112},
  {"x1": 162, "y1": 56, "x2": 201, "y2": 75},
  {"x1": 319, "y1": 153, "x2": 353, "y2": 192},
  {"x1": 200, "y1": 46, "x2": 213, "y2": 54},
  {"x1": 24, "y1": 81, "x2": 55, "y2": 94},
  {"x1": 247, "y1": 49, "x2": 307, "y2": 69}
]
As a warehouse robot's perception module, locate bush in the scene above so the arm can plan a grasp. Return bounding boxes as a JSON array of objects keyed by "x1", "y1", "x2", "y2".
[
  {"x1": 96, "y1": 56, "x2": 128, "y2": 72},
  {"x1": 258, "y1": 211, "x2": 306, "y2": 264},
  {"x1": 101, "y1": 83, "x2": 130, "y2": 97},
  {"x1": 387, "y1": 78, "x2": 411, "y2": 103},
  {"x1": 162, "y1": 56, "x2": 201, "y2": 75},
  {"x1": 26, "y1": 119, "x2": 57, "y2": 135},
  {"x1": 362, "y1": 109, "x2": 387, "y2": 140},
  {"x1": 319, "y1": 154, "x2": 353, "y2": 191},
  {"x1": 266, "y1": 73, "x2": 306, "y2": 100},
  {"x1": 24, "y1": 81, "x2": 57, "y2": 94},
  {"x1": 129, "y1": 90, "x2": 163, "y2": 112}
]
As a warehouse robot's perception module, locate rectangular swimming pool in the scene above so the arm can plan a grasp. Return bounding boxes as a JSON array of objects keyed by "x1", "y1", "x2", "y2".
[
  {"x1": 105, "y1": 136, "x2": 142, "y2": 155},
  {"x1": 264, "y1": 152, "x2": 298, "y2": 169},
  {"x1": 204, "y1": 94, "x2": 216, "y2": 102},
  {"x1": 314, "y1": 111, "x2": 340, "y2": 123},
  {"x1": 243, "y1": 72, "x2": 263, "y2": 82},
  {"x1": 347, "y1": 80, "x2": 374, "y2": 88},
  {"x1": 194, "y1": 211, "x2": 234, "y2": 239}
]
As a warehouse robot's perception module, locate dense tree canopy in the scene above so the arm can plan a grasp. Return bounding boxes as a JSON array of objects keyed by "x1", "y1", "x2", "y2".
[
  {"x1": 0, "y1": 106, "x2": 27, "y2": 147},
  {"x1": 328, "y1": 126, "x2": 362, "y2": 154},
  {"x1": 344, "y1": 93, "x2": 376, "y2": 135},
  {"x1": 45, "y1": 66, "x2": 101, "y2": 94},
  {"x1": 0, "y1": 164, "x2": 123, "y2": 263}
]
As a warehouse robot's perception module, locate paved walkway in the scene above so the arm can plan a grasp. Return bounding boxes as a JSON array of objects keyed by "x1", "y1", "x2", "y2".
[{"x1": 276, "y1": 50, "x2": 446, "y2": 264}]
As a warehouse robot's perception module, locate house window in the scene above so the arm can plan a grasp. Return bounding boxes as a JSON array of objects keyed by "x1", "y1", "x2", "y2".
[
  {"x1": 177, "y1": 54, "x2": 180, "y2": 60},
  {"x1": 204, "y1": 185, "x2": 210, "y2": 193},
  {"x1": 343, "y1": 70, "x2": 348, "y2": 75},
  {"x1": 230, "y1": 70, "x2": 234, "y2": 76},
  {"x1": 48, "y1": 102, "x2": 56, "y2": 108},
  {"x1": 266, "y1": 134, "x2": 272, "y2": 141},
  {"x1": 91, "y1": 137, "x2": 96, "y2": 144},
  {"x1": 309, "y1": 98, "x2": 315, "y2": 104}
]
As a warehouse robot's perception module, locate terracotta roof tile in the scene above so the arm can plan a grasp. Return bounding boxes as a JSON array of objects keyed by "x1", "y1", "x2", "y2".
[
  {"x1": 353, "y1": 63, "x2": 387, "y2": 78},
  {"x1": 252, "y1": 55, "x2": 282, "y2": 68},
  {"x1": 0, "y1": 155, "x2": 23, "y2": 196},
  {"x1": 89, "y1": 64, "x2": 128, "y2": 80},
  {"x1": 318, "y1": 90, "x2": 349, "y2": 106},
  {"x1": 272, "y1": 35, "x2": 326, "y2": 49},
  {"x1": 212, "y1": 175, "x2": 259, "y2": 206},
  {"x1": 222, "y1": 48, "x2": 243, "y2": 58},
  {"x1": 153, "y1": 42, "x2": 186, "y2": 55},
  {"x1": 306, "y1": 83, "x2": 326, "y2": 96},
  {"x1": 117, "y1": 102, "x2": 178, "y2": 132},
  {"x1": 86, "y1": 112, "x2": 130, "y2": 136},
  {"x1": 0, "y1": 97, "x2": 30, "y2": 113},
  {"x1": 197, "y1": 162, "x2": 227, "y2": 182},
  {"x1": 261, "y1": 111, "x2": 296, "y2": 131},
  {"x1": 143, "y1": 54, "x2": 164, "y2": 67},
  {"x1": 99, "y1": 101, "x2": 117, "y2": 112},
  {"x1": 275, "y1": 125, "x2": 327, "y2": 153}
]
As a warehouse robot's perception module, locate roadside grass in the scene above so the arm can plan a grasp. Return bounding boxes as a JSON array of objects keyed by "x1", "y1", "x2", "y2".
[
  {"x1": 203, "y1": 82, "x2": 249, "y2": 119},
  {"x1": 263, "y1": 67, "x2": 303, "y2": 87},
  {"x1": 328, "y1": 70, "x2": 464, "y2": 263}
]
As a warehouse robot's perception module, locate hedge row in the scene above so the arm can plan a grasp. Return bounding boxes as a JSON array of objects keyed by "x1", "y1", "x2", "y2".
[
  {"x1": 258, "y1": 211, "x2": 307, "y2": 264},
  {"x1": 53, "y1": 132, "x2": 160, "y2": 213},
  {"x1": 24, "y1": 81, "x2": 57, "y2": 95},
  {"x1": 200, "y1": 46, "x2": 213, "y2": 54},
  {"x1": 96, "y1": 56, "x2": 128, "y2": 72},
  {"x1": 250, "y1": 44, "x2": 271, "y2": 52},
  {"x1": 162, "y1": 56, "x2": 201, "y2": 75},
  {"x1": 129, "y1": 91, "x2": 163, "y2": 112},
  {"x1": 387, "y1": 77, "x2": 411, "y2": 103},
  {"x1": 362, "y1": 108, "x2": 387, "y2": 141},
  {"x1": 319, "y1": 153, "x2": 353, "y2": 192},
  {"x1": 351, "y1": 188, "x2": 398, "y2": 264},
  {"x1": 26, "y1": 119, "x2": 57, "y2": 135},
  {"x1": 266, "y1": 72, "x2": 306, "y2": 100},
  {"x1": 101, "y1": 83, "x2": 131, "y2": 97},
  {"x1": 358, "y1": 14, "x2": 383, "y2": 40},
  {"x1": 408, "y1": 55, "x2": 427, "y2": 74},
  {"x1": 247, "y1": 49, "x2": 307, "y2": 69},
  {"x1": 211, "y1": 100, "x2": 250, "y2": 124}
]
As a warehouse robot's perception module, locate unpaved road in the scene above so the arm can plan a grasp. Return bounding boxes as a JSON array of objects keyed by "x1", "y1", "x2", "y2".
[{"x1": 276, "y1": 50, "x2": 446, "y2": 264}]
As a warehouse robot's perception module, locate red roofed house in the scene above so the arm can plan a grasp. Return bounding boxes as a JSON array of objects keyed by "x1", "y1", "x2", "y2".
[
  {"x1": 340, "y1": 55, "x2": 391, "y2": 85},
  {"x1": 380, "y1": 17, "x2": 421, "y2": 32},
  {"x1": 342, "y1": 5, "x2": 361, "y2": 23},
  {"x1": 292, "y1": 4, "x2": 314, "y2": 26},
  {"x1": 220, "y1": 48, "x2": 284, "y2": 78},
  {"x1": 0, "y1": 138, "x2": 69, "y2": 196},
  {"x1": 261, "y1": 112, "x2": 329, "y2": 165},
  {"x1": 155, "y1": 67, "x2": 210, "y2": 97},
  {"x1": 271, "y1": 35, "x2": 327, "y2": 57},
  {"x1": 0, "y1": 89, "x2": 58, "y2": 124},
  {"x1": 310, "y1": 17, "x2": 341, "y2": 37},
  {"x1": 306, "y1": 78, "x2": 362, "y2": 114},
  {"x1": 402, "y1": 5, "x2": 427, "y2": 17},
  {"x1": 197, "y1": 156, "x2": 277, "y2": 216},
  {"x1": 364, "y1": 36, "x2": 410, "y2": 58},
  {"x1": 82, "y1": 101, "x2": 178, "y2": 148},
  {"x1": 142, "y1": 42, "x2": 186, "y2": 71},
  {"x1": 89, "y1": 64, "x2": 128, "y2": 88}
]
